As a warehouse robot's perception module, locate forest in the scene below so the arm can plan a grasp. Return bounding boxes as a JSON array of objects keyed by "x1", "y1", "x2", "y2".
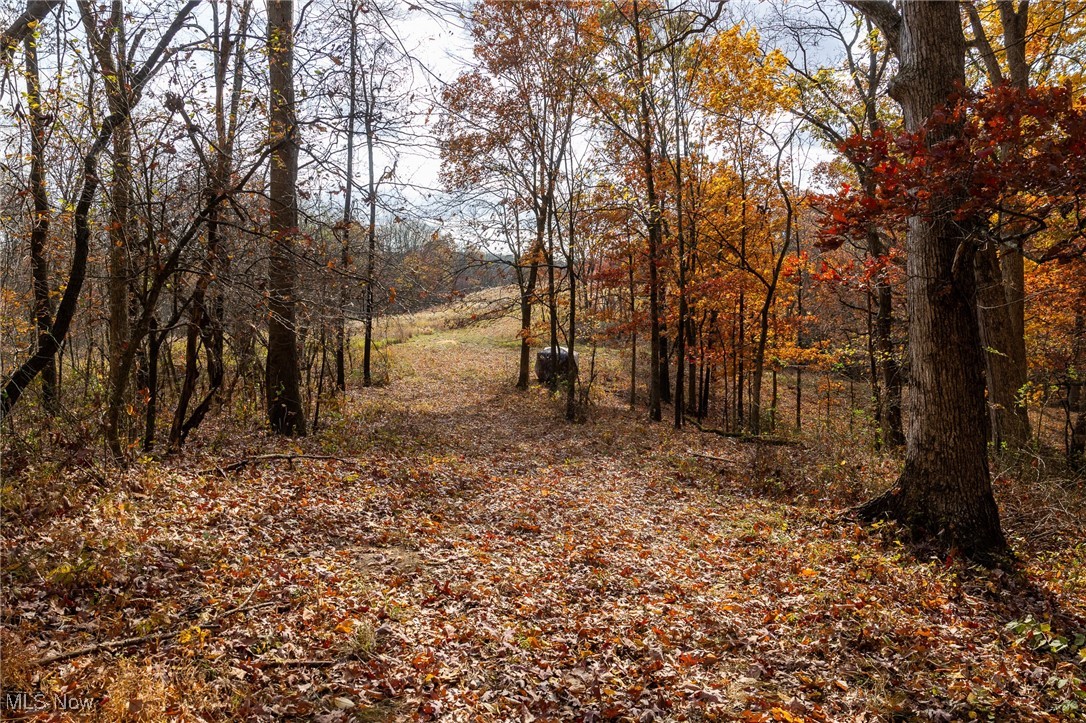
[{"x1": 1, "y1": 0, "x2": 1085, "y2": 720}]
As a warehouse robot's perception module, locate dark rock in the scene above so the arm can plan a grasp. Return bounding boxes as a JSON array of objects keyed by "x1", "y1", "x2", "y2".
[{"x1": 535, "y1": 346, "x2": 578, "y2": 383}]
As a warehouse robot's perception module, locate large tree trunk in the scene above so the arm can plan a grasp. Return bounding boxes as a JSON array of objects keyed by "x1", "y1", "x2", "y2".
[
  {"x1": 852, "y1": 0, "x2": 1008, "y2": 562},
  {"x1": 265, "y1": 0, "x2": 306, "y2": 435}
]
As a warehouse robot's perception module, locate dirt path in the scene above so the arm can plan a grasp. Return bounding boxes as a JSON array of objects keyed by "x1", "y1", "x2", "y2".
[{"x1": 3, "y1": 325, "x2": 1083, "y2": 721}]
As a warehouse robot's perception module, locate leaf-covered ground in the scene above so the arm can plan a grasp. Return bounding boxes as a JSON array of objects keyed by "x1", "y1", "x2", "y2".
[{"x1": 3, "y1": 321, "x2": 1085, "y2": 721}]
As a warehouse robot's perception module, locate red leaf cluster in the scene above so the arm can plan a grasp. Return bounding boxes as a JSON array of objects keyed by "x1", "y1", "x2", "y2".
[{"x1": 815, "y1": 84, "x2": 1086, "y2": 258}]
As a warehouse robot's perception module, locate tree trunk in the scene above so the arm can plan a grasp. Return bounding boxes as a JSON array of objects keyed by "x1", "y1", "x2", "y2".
[
  {"x1": 23, "y1": 30, "x2": 57, "y2": 411},
  {"x1": 337, "y1": 4, "x2": 358, "y2": 392},
  {"x1": 362, "y1": 73, "x2": 378, "y2": 388},
  {"x1": 853, "y1": 0, "x2": 1008, "y2": 562},
  {"x1": 659, "y1": 327, "x2": 671, "y2": 405},
  {"x1": 547, "y1": 206, "x2": 559, "y2": 392},
  {"x1": 863, "y1": 224, "x2": 905, "y2": 446},
  {"x1": 1069, "y1": 310, "x2": 1086, "y2": 468},
  {"x1": 686, "y1": 316, "x2": 698, "y2": 416},
  {"x1": 673, "y1": 90, "x2": 686, "y2": 428},
  {"x1": 517, "y1": 249, "x2": 541, "y2": 390},
  {"x1": 102, "y1": 77, "x2": 133, "y2": 454},
  {"x1": 265, "y1": 0, "x2": 306, "y2": 435},
  {"x1": 632, "y1": 0, "x2": 662, "y2": 422},
  {"x1": 736, "y1": 291, "x2": 745, "y2": 430},
  {"x1": 628, "y1": 247, "x2": 637, "y2": 407},
  {"x1": 750, "y1": 302, "x2": 770, "y2": 435},
  {"x1": 143, "y1": 317, "x2": 161, "y2": 451},
  {"x1": 81, "y1": 0, "x2": 136, "y2": 458},
  {"x1": 565, "y1": 208, "x2": 577, "y2": 421},
  {"x1": 969, "y1": 0, "x2": 1031, "y2": 451},
  {"x1": 976, "y1": 243, "x2": 1031, "y2": 449}
]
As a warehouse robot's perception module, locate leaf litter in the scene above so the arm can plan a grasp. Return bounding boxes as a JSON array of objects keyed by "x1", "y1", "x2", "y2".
[{"x1": 2, "y1": 327, "x2": 1085, "y2": 721}]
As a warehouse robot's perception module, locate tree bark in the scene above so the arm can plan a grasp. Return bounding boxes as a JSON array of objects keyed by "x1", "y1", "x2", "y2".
[
  {"x1": 516, "y1": 249, "x2": 541, "y2": 390},
  {"x1": 565, "y1": 203, "x2": 578, "y2": 421},
  {"x1": 81, "y1": 0, "x2": 135, "y2": 458},
  {"x1": 628, "y1": 246, "x2": 637, "y2": 406},
  {"x1": 852, "y1": 0, "x2": 1008, "y2": 562},
  {"x1": 632, "y1": 0, "x2": 662, "y2": 422},
  {"x1": 337, "y1": 4, "x2": 358, "y2": 392},
  {"x1": 362, "y1": 73, "x2": 377, "y2": 388},
  {"x1": 23, "y1": 29, "x2": 57, "y2": 411},
  {"x1": 975, "y1": 243, "x2": 1031, "y2": 449},
  {"x1": 265, "y1": 0, "x2": 306, "y2": 435},
  {"x1": 1070, "y1": 309, "x2": 1086, "y2": 468},
  {"x1": 967, "y1": 0, "x2": 1031, "y2": 450},
  {"x1": 989, "y1": 0, "x2": 1030, "y2": 450}
]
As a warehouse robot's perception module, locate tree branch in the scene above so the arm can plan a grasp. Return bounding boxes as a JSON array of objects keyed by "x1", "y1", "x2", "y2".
[
  {"x1": 844, "y1": 0, "x2": 902, "y2": 57},
  {"x1": 0, "y1": 0, "x2": 60, "y2": 66}
]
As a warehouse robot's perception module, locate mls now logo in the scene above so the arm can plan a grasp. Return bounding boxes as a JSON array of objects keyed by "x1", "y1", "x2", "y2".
[{"x1": 2, "y1": 690, "x2": 95, "y2": 713}]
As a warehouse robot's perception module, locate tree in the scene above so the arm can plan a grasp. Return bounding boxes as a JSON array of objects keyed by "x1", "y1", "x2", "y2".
[
  {"x1": 78, "y1": 0, "x2": 152, "y2": 457},
  {"x1": 0, "y1": 0, "x2": 60, "y2": 65},
  {"x1": 168, "y1": 0, "x2": 252, "y2": 450},
  {"x1": 696, "y1": 24, "x2": 795, "y2": 435},
  {"x1": 335, "y1": 3, "x2": 359, "y2": 393},
  {"x1": 266, "y1": 0, "x2": 306, "y2": 435},
  {"x1": 22, "y1": 17, "x2": 57, "y2": 411},
  {"x1": 589, "y1": 0, "x2": 722, "y2": 422},
  {"x1": 439, "y1": 0, "x2": 591, "y2": 390},
  {"x1": 773, "y1": 0, "x2": 904, "y2": 446},
  {"x1": 965, "y1": 1, "x2": 1032, "y2": 450},
  {"x1": 844, "y1": 0, "x2": 1008, "y2": 561}
]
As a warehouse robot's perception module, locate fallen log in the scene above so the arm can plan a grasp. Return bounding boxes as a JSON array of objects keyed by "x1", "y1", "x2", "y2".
[
  {"x1": 198, "y1": 453, "x2": 358, "y2": 476},
  {"x1": 687, "y1": 419, "x2": 803, "y2": 447}
]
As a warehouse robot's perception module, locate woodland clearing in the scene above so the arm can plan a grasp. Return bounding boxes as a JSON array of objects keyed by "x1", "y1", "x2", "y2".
[{"x1": 2, "y1": 310, "x2": 1085, "y2": 722}]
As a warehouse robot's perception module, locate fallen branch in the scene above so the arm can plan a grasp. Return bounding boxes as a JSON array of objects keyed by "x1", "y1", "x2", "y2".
[
  {"x1": 687, "y1": 419, "x2": 803, "y2": 447},
  {"x1": 690, "y1": 451, "x2": 731, "y2": 464},
  {"x1": 224, "y1": 575, "x2": 267, "y2": 616},
  {"x1": 35, "y1": 629, "x2": 175, "y2": 666},
  {"x1": 257, "y1": 658, "x2": 336, "y2": 667},
  {"x1": 34, "y1": 598, "x2": 284, "y2": 666},
  {"x1": 198, "y1": 453, "x2": 359, "y2": 476}
]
